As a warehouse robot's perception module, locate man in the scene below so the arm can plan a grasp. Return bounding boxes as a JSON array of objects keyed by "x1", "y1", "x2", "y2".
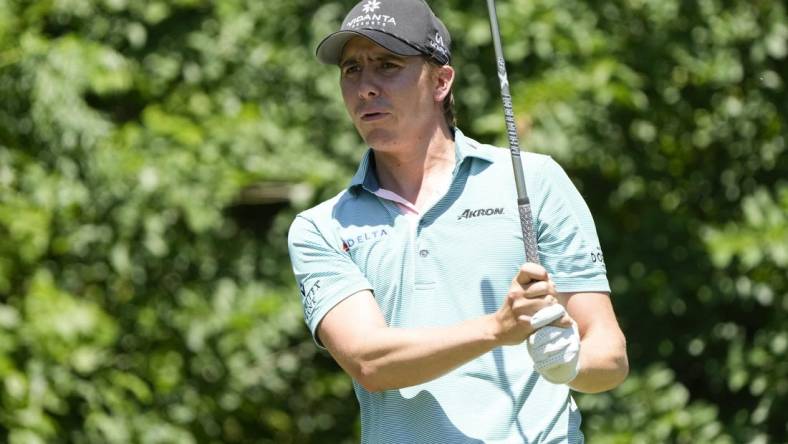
[{"x1": 288, "y1": 0, "x2": 628, "y2": 442}]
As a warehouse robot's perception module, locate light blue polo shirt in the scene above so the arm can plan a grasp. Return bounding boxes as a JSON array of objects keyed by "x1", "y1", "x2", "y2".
[{"x1": 288, "y1": 129, "x2": 609, "y2": 443}]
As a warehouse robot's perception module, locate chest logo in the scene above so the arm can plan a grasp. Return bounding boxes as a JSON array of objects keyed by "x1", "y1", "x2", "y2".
[
  {"x1": 342, "y1": 228, "x2": 389, "y2": 252},
  {"x1": 457, "y1": 207, "x2": 504, "y2": 221}
]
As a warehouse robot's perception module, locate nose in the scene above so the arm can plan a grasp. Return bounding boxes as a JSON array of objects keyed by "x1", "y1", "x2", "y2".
[{"x1": 358, "y1": 68, "x2": 379, "y2": 99}]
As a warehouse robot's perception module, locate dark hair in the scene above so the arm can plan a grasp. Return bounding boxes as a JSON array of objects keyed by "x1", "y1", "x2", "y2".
[
  {"x1": 441, "y1": 90, "x2": 457, "y2": 129},
  {"x1": 425, "y1": 58, "x2": 457, "y2": 129}
]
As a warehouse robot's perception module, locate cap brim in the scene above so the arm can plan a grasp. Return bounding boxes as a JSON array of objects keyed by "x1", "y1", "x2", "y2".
[{"x1": 316, "y1": 29, "x2": 422, "y2": 65}]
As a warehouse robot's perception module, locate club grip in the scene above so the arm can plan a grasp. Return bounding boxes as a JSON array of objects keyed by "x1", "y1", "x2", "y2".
[{"x1": 519, "y1": 202, "x2": 540, "y2": 264}]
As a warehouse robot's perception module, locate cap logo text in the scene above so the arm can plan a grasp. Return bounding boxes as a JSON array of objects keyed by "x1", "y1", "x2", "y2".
[
  {"x1": 346, "y1": 13, "x2": 397, "y2": 28},
  {"x1": 429, "y1": 31, "x2": 448, "y2": 57}
]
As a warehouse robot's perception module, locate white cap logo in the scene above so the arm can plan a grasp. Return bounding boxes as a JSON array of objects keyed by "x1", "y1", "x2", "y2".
[
  {"x1": 429, "y1": 31, "x2": 448, "y2": 58},
  {"x1": 362, "y1": 0, "x2": 381, "y2": 13},
  {"x1": 346, "y1": 0, "x2": 396, "y2": 28}
]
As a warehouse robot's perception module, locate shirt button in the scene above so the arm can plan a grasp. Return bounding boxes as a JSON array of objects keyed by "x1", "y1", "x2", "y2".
[{"x1": 419, "y1": 249, "x2": 429, "y2": 257}]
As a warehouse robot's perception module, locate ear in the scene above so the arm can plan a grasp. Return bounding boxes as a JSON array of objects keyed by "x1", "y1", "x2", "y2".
[{"x1": 432, "y1": 64, "x2": 455, "y2": 102}]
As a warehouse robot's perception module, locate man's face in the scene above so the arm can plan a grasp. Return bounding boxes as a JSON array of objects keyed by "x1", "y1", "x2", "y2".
[{"x1": 339, "y1": 37, "x2": 444, "y2": 150}]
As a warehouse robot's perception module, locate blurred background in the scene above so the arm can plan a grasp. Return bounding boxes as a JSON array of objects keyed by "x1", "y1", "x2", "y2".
[{"x1": 0, "y1": 0, "x2": 786, "y2": 442}]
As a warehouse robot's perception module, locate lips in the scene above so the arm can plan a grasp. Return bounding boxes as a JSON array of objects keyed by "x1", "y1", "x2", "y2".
[
  {"x1": 360, "y1": 111, "x2": 389, "y2": 121},
  {"x1": 357, "y1": 106, "x2": 390, "y2": 122}
]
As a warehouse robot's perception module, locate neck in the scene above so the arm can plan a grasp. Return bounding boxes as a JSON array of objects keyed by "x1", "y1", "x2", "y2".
[{"x1": 372, "y1": 124, "x2": 456, "y2": 211}]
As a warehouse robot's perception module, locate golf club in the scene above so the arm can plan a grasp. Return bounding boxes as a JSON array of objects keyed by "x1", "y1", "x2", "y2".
[{"x1": 486, "y1": 0, "x2": 540, "y2": 265}]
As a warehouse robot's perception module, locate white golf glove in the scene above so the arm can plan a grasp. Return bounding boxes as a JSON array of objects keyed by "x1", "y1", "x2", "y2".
[{"x1": 528, "y1": 306, "x2": 581, "y2": 384}]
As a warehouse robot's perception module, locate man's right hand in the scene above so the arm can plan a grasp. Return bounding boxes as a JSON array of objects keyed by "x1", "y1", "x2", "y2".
[{"x1": 492, "y1": 262, "x2": 572, "y2": 346}]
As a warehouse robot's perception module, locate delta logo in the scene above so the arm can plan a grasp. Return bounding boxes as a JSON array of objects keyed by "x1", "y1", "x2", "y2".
[
  {"x1": 347, "y1": 0, "x2": 397, "y2": 28},
  {"x1": 341, "y1": 228, "x2": 390, "y2": 252},
  {"x1": 457, "y1": 207, "x2": 504, "y2": 220}
]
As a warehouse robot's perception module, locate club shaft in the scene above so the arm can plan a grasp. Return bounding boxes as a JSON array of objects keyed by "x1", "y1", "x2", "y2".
[{"x1": 486, "y1": 0, "x2": 540, "y2": 264}]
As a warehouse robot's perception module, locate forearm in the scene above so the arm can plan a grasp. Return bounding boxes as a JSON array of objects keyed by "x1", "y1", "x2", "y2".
[
  {"x1": 322, "y1": 279, "x2": 554, "y2": 393},
  {"x1": 342, "y1": 315, "x2": 499, "y2": 392},
  {"x1": 569, "y1": 330, "x2": 628, "y2": 393}
]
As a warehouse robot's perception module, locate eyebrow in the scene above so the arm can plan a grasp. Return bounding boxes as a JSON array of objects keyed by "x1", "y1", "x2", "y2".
[{"x1": 339, "y1": 54, "x2": 407, "y2": 68}]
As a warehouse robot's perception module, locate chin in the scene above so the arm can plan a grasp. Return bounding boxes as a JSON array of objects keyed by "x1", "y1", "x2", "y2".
[{"x1": 359, "y1": 127, "x2": 398, "y2": 150}]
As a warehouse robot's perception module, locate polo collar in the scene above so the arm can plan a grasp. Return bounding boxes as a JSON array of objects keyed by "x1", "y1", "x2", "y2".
[
  {"x1": 348, "y1": 128, "x2": 494, "y2": 195},
  {"x1": 454, "y1": 128, "x2": 496, "y2": 164}
]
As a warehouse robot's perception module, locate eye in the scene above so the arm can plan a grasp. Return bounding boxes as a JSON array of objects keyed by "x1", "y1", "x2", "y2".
[
  {"x1": 341, "y1": 64, "x2": 360, "y2": 76},
  {"x1": 381, "y1": 62, "x2": 399, "y2": 70}
]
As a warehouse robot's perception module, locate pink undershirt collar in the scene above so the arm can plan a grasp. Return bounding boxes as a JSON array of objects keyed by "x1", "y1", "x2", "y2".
[{"x1": 371, "y1": 188, "x2": 420, "y2": 216}]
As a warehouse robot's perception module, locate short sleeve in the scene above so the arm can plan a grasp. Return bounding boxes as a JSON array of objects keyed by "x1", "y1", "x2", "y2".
[
  {"x1": 533, "y1": 157, "x2": 610, "y2": 293},
  {"x1": 287, "y1": 214, "x2": 373, "y2": 347}
]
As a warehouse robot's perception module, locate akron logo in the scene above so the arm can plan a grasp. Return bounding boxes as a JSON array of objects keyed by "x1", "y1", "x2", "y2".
[{"x1": 457, "y1": 207, "x2": 504, "y2": 220}]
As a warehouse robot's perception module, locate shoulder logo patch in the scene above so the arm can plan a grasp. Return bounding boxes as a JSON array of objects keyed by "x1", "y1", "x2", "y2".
[
  {"x1": 341, "y1": 228, "x2": 389, "y2": 251},
  {"x1": 300, "y1": 280, "x2": 321, "y2": 321},
  {"x1": 590, "y1": 246, "x2": 605, "y2": 265}
]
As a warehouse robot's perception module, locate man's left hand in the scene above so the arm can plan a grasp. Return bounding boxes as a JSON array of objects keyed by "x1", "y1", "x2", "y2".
[{"x1": 527, "y1": 320, "x2": 581, "y2": 384}]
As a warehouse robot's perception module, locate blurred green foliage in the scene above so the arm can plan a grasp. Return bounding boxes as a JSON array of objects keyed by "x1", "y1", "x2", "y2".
[{"x1": 0, "y1": 0, "x2": 785, "y2": 442}]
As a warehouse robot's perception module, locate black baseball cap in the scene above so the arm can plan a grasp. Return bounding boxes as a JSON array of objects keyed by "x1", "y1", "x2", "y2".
[{"x1": 316, "y1": 0, "x2": 451, "y2": 66}]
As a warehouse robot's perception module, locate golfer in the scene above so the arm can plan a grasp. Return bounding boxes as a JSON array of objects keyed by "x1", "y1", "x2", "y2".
[{"x1": 288, "y1": 0, "x2": 628, "y2": 442}]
